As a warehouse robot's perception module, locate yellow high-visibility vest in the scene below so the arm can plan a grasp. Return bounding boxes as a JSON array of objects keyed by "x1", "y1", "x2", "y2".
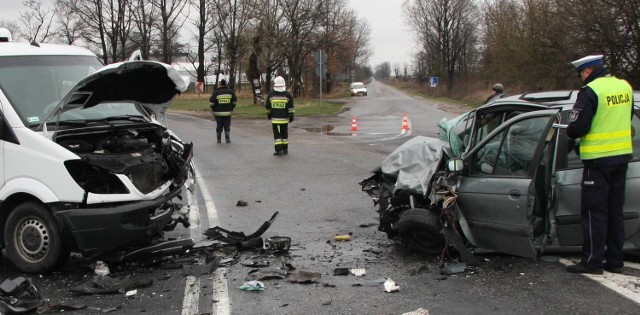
[{"x1": 580, "y1": 76, "x2": 633, "y2": 160}]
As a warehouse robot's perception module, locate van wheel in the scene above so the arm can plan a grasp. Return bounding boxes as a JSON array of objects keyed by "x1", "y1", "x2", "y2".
[
  {"x1": 395, "y1": 209, "x2": 445, "y2": 254},
  {"x1": 4, "y1": 202, "x2": 69, "y2": 273}
]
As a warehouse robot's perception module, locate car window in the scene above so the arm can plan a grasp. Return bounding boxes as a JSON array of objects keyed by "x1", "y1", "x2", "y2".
[{"x1": 471, "y1": 116, "x2": 550, "y2": 177}]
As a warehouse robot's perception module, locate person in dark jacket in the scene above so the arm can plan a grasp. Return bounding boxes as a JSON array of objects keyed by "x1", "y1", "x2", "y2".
[
  {"x1": 265, "y1": 76, "x2": 294, "y2": 156},
  {"x1": 484, "y1": 83, "x2": 505, "y2": 104},
  {"x1": 565, "y1": 55, "x2": 634, "y2": 275},
  {"x1": 209, "y1": 79, "x2": 237, "y2": 143}
]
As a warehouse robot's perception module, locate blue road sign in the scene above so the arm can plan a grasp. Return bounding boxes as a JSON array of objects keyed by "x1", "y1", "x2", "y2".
[{"x1": 429, "y1": 76, "x2": 439, "y2": 87}]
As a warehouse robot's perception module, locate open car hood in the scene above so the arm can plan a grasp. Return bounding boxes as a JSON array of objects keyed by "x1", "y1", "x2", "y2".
[{"x1": 41, "y1": 60, "x2": 188, "y2": 126}]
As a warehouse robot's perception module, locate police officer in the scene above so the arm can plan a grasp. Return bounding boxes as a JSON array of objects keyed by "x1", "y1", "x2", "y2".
[
  {"x1": 265, "y1": 76, "x2": 294, "y2": 156},
  {"x1": 209, "y1": 79, "x2": 237, "y2": 143},
  {"x1": 566, "y1": 55, "x2": 634, "y2": 274}
]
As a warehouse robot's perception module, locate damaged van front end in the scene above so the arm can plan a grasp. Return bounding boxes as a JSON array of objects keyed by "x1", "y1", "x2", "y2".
[{"x1": 0, "y1": 42, "x2": 195, "y2": 273}]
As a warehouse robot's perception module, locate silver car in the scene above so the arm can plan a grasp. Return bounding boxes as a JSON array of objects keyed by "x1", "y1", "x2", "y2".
[{"x1": 361, "y1": 90, "x2": 640, "y2": 260}]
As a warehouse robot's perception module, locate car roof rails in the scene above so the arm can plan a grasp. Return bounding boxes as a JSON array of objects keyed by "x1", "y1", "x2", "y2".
[{"x1": 519, "y1": 90, "x2": 575, "y2": 102}]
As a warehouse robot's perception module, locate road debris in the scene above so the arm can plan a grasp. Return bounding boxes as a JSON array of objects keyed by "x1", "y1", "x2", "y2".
[
  {"x1": 334, "y1": 234, "x2": 351, "y2": 241},
  {"x1": 263, "y1": 236, "x2": 292, "y2": 253},
  {"x1": 440, "y1": 262, "x2": 467, "y2": 275},
  {"x1": 289, "y1": 270, "x2": 321, "y2": 283},
  {"x1": 204, "y1": 212, "x2": 279, "y2": 248},
  {"x1": 0, "y1": 277, "x2": 42, "y2": 314},
  {"x1": 239, "y1": 281, "x2": 265, "y2": 292},
  {"x1": 93, "y1": 261, "x2": 110, "y2": 276},
  {"x1": 402, "y1": 307, "x2": 430, "y2": 315},
  {"x1": 384, "y1": 278, "x2": 400, "y2": 292},
  {"x1": 236, "y1": 200, "x2": 248, "y2": 207},
  {"x1": 352, "y1": 278, "x2": 387, "y2": 287},
  {"x1": 333, "y1": 268, "x2": 349, "y2": 276},
  {"x1": 246, "y1": 268, "x2": 288, "y2": 281},
  {"x1": 350, "y1": 268, "x2": 366, "y2": 277},
  {"x1": 36, "y1": 301, "x2": 87, "y2": 313},
  {"x1": 69, "y1": 275, "x2": 153, "y2": 295}
]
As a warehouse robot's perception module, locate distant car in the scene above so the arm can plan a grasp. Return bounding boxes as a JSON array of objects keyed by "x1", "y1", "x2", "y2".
[
  {"x1": 361, "y1": 90, "x2": 640, "y2": 260},
  {"x1": 350, "y1": 82, "x2": 367, "y2": 96}
]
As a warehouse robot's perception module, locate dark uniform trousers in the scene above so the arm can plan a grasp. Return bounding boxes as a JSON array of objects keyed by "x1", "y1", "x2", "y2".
[
  {"x1": 272, "y1": 123, "x2": 289, "y2": 152},
  {"x1": 581, "y1": 161, "x2": 627, "y2": 269},
  {"x1": 215, "y1": 116, "x2": 232, "y2": 133}
]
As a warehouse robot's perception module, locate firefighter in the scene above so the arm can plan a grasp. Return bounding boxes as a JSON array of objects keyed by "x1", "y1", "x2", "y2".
[
  {"x1": 265, "y1": 76, "x2": 295, "y2": 156},
  {"x1": 209, "y1": 79, "x2": 237, "y2": 143},
  {"x1": 566, "y1": 55, "x2": 634, "y2": 275}
]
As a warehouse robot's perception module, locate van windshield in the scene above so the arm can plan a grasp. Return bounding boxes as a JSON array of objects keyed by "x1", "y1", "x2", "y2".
[{"x1": 0, "y1": 55, "x2": 103, "y2": 128}]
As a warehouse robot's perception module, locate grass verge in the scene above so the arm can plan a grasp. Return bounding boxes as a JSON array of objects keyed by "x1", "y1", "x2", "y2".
[{"x1": 171, "y1": 91, "x2": 347, "y2": 118}]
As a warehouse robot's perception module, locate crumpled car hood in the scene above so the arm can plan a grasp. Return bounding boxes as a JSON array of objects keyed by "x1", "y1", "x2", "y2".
[
  {"x1": 41, "y1": 60, "x2": 188, "y2": 126},
  {"x1": 379, "y1": 136, "x2": 448, "y2": 195}
]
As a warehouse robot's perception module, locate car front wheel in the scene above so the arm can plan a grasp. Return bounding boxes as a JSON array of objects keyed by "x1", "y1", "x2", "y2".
[
  {"x1": 395, "y1": 208, "x2": 445, "y2": 254},
  {"x1": 4, "y1": 201, "x2": 70, "y2": 273}
]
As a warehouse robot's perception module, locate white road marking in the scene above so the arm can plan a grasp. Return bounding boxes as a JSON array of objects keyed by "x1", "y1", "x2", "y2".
[
  {"x1": 559, "y1": 258, "x2": 640, "y2": 305},
  {"x1": 181, "y1": 161, "x2": 230, "y2": 315},
  {"x1": 181, "y1": 276, "x2": 200, "y2": 315}
]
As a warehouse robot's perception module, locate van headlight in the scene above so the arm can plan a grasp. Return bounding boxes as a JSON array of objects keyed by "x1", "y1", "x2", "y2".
[{"x1": 64, "y1": 160, "x2": 129, "y2": 194}]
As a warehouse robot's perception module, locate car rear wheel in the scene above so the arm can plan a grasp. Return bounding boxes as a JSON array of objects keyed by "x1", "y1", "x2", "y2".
[
  {"x1": 4, "y1": 201, "x2": 70, "y2": 273},
  {"x1": 395, "y1": 208, "x2": 445, "y2": 254}
]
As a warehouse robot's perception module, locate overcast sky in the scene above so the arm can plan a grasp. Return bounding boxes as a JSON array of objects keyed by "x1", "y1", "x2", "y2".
[{"x1": 3, "y1": 0, "x2": 414, "y2": 68}]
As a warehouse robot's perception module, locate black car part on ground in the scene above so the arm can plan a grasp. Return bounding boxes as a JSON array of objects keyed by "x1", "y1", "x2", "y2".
[
  {"x1": 0, "y1": 277, "x2": 42, "y2": 314},
  {"x1": 204, "y1": 212, "x2": 280, "y2": 250}
]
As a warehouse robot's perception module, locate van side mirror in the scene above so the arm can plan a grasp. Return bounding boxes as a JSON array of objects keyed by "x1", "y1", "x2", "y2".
[{"x1": 447, "y1": 158, "x2": 464, "y2": 172}]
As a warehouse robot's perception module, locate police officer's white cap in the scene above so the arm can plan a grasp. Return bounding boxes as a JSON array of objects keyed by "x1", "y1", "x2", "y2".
[{"x1": 571, "y1": 55, "x2": 604, "y2": 72}]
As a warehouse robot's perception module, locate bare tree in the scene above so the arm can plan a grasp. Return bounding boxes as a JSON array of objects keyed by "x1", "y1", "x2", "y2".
[
  {"x1": 403, "y1": 0, "x2": 479, "y2": 92},
  {"x1": 19, "y1": 0, "x2": 55, "y2": 43},
  {"x1": 211, "y1": 0, "x2": 254, "y2": 89},
  {"x1": 53, "y1": 0, "x2": 85, "y2": 44},
  {"x1": 154, "y1": 0, "x2": 189, "y2": 63},
  {"x1": 279, "y1": 0, "x2": 323, "y2": 94},
  {"x1": 557, "y1": 0, "x2": 639, "y2": 87},
  {"x1": 130, "y1": 0, "x2": 159, "y2": 60}
]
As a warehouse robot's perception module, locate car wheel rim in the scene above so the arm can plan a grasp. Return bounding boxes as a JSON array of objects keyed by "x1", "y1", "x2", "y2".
[{"x1": 16, "y1": 218, "x2": 49, "y2": 262}]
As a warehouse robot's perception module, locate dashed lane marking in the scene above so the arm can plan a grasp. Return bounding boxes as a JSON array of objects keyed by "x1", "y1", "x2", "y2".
[
  {"x1": 181, "y1": 162, "x2": 230, "y2": 315},
  {"x1": 559, "y1": 258, "x2": 640, "y2": 305}
]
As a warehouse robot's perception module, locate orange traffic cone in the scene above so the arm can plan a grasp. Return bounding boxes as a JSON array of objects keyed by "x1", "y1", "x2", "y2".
[
  {"x1": 351, "y1": 116, "x2": 359, "y2": 131},
  {"x1": 401, "y1": 113, "x2": 410, "y2": 133}
]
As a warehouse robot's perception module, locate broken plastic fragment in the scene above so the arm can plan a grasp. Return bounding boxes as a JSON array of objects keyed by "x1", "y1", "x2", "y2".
[
  {"x1": 384, "y1": 278, "x2": 400, "y2": 293},
  {"x1": 439, "y1": 262, "x2": 467, "y2": 275},
  {"x1": 350, "y1": 268, "x2": 366, "y2": 277},
  {"x1": 352, "y1": 278, "x2": 386, "y2": 287},
  {"x1": 402, "y1": 307, "x2": 430, "y2": 315},
  {"x1": 94, "y1": 261, "x2": 110, "y2": 276},
  {"x1": 289, "y1": 270, "x2": 321, "y2": 283},
  {"x1": 263, "y1": 236, "x2": 291, "y2": 253},
  {"x1": 239, "y1": 281, "x2": 265, "y2": 291},
  {"x1": 0, "y1": 277, "x2": 42, "y2": 313},
  {"x1": 246, "y1": 268, "x2": 288, "y2": 281}
]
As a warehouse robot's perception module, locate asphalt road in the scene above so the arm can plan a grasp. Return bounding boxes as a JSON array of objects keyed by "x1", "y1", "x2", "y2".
[{"x1": 1, "y1": 81, "x2": 639, "y2": 314}]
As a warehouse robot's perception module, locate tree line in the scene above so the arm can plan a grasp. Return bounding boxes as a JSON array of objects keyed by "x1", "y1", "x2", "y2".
[
  {"x1": 401, "y1": 0, "x2": 639, "y2": 98},
  {"x1": 1, "y1": 0, "x2": 372, "y2": 99}
]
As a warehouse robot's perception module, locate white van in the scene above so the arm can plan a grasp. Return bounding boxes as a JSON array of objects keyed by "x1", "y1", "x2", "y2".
[{"x1": 0, "y1": 30, "x2": 194, "y2": 273}]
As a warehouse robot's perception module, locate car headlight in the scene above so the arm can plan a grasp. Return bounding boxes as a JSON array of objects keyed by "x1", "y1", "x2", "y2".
[{"x1": 64, "y1": 160, "x2": 129, "y2": 194}]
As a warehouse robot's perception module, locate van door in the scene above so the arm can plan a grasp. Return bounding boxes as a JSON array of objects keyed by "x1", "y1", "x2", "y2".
[{"x1": 456, "y1": 111, "x2": 557, "y2": 258}]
